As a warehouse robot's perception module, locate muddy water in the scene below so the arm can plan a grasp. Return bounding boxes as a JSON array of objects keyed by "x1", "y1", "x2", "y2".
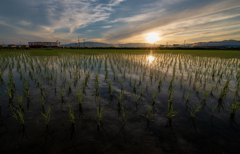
[{"x1": 0, "y1": 51, "x2": 240, "y2": 153}]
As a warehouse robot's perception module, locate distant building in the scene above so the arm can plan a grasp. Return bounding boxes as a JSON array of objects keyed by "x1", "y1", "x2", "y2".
[
  {"x1": 1, "y1": 45, "x2": 5, "y2": 47},
  {"x1": 17, "y1": 45, "x2": 21, "y2": 48},
  {"x1": 28, "y1": 41, "x2": 59, "y2": 47},
  {"x1": 8, "y1": 44, "x2": 16, "y2": 47},
  {"x1": 22, "y1": 45, "x2": 29, "y2": 48}
]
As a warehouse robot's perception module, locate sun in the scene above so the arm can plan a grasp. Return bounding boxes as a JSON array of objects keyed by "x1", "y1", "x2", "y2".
[{"x1": 146, "y1": 33, "x2": 160, "y2": 44}]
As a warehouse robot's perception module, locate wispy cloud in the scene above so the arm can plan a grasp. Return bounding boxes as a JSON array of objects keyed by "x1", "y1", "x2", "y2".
[
  {"x1": 102, "y1": 25, "x2": 112, "y2": 28},
  {"x1": 103, "y1": 0, "x2": 240, "y2": 43},
  {"x1": 0, "y1": 0, "x2": 240, "y2": 44},
  {"x1": 0, "y1": 0, "x2": 125, "y2": 43}
]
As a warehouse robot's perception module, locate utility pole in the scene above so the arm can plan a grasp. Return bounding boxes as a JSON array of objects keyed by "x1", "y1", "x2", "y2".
[{"x1": 83, "y1": 39, "x2": 85, "y2": 48}]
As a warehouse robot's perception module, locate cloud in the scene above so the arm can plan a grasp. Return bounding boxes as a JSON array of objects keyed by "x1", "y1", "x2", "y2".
[
  {"x1": 109, "y1": 13, "x2": 158, "y2": 23},
  {"x1": 0, "y1": 0, "x2": 125, "y2": 43},
  {"x1": 110, "y1": 0, "x2": 126, "y2": 6},
  {"x1": 18, "y1": 21, "x2": 32, "y2": 27},
  {"x1": 0, "y1": 0, "x2": 240, "y2": 44},
  {"x1": 103, "y1": 0, "x2": 240, "y2": 43},
  {"x1": 102, "y1": 25, "x2": 112, "y2": 28}
]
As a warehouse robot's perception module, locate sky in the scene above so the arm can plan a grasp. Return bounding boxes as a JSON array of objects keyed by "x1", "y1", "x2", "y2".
[{"x1": 0, "y1": 0, "x2": 240, "y2": 45}]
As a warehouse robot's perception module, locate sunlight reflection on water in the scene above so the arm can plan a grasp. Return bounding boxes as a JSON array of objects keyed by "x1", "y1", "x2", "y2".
[{"x1": 147, "y1": 55, "x2": 155, "y2": 63}]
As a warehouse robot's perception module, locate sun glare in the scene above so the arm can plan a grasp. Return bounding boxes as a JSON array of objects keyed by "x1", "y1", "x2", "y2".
[
  {"x1": 146, "y1": 33, "x2": 160, "y2": 44},
  {"x1": 147, "y1": 55, "x2": 155, "y2": 63}
]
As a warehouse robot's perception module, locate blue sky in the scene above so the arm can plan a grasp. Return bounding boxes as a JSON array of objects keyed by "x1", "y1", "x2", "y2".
[{"x1": 0, "y1": 0, "x2": 240, "y2": 45}]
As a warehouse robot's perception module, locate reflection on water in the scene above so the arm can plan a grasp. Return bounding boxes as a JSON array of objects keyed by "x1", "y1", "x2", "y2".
[
  {"x1": 147, "y1": 55, "x2": 155, "y2": 63},
  {"x1": 0, "y1": 51, "x2": 240, "y2": 153}
]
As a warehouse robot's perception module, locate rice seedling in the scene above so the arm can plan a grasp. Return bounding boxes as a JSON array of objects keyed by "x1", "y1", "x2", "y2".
[
  {"x1": 97, "y1": 104, "x2": 103, "y2": 127},
  {"x1": 133, "y1": 80, "x2": 137, "y2": 93},
  {"x1": 5, "y1": 88, "x2": 13, "y2": 103},
  {"x1": 24, "y1": 88, "x2": 30, "y2": 101},
  {"x1": 158, "y1": 76, "x2": 163, "y2": 91},
  {"x1": 166, "y1": 100, "x2": 176, "y2": 120},
  {"x1": 66, "y1": 103, "x2": 75, "y2": 126},
  {"x1": 152, "y1": 87, "x2": 157, "y2": 104},
  {"x1": 140, "y1": 85, "x2": 144, "y2": 96},
  {"x1": 117, "y1": 92, "x2": 123, "y2": 105},
  {"x1": 202, "y1": 90, "x2": 208, "y2": 101},
  {"x1": 227, "y1": 101, "x2": 240, "y2": 116},
  {"x1": 121, "y1": 104, "x2": 127, "y2": 127},
  {"x1": 41, "y1": 106, "x2": 51, "y2": 129},
  {"x1": 227, "y1": 100, "x2": 240, "y2": 129},
  {"x1": 144, "y1": 104, "x2": 155, "y2": 130},
  {"x1": 186, "y1": 88, "x2": 191, "y2": 102},
  {"x1": 168, "y1": 77, "x2": 175, "y2": 91},
  {"x1": 190, "y1": 105, "x2": 202, "y2": 118},
  {"x1": 65, "y1": 103, "x2": 76, "y2": 139},
  {"x1": 17, "y1": 95, "x2": 24, "y2": 113},
  {"x1": 68, "y1": 82, "x2": 72, "y2": 94},
  {"x1": 234, "y1": 86, "x2": 240, "y2": 99},
  {"x1": 120, "y1": 80, "x2": 124, "y2": 91},
  {"x1": 218, "y1": 87, "x2": 229, "y2": 101},
  {"x1": 60, "y1": 88, "x2": 66, "y2": 105},
  {"x1": 196, "y1": 85, "x2": 202, "y2": 94},
  {"x1": 145, "y1": 79, "x2": 149, "y2": 91},
  {"x1": 11, "y1": 106, "x2": 26, "y2": 137}
]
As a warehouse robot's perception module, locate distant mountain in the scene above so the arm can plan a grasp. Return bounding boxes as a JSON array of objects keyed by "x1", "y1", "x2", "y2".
[
  {"x1": 60, "y1": 42, "x2": 158, "y2": 48},
  {"x1": 208, "y1": 40, "x2": 240, "y2": 43},
  {"x1": 60, "y1": 40, "x2": 240, "y2": 48}
]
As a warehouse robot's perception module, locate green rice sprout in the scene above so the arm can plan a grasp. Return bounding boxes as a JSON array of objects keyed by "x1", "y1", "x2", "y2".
[
  {"x1": 203, "y1": 90, "x2": 208, "y2": 101},
  {"x1": 5, "y1": 88, "x2": 13, "y2": 99},
  {"x1": 41, "y1": 106, "x2": 51, "y2": 127},
  {"x1": 135, "y1": 93, "x2": 139, "y2": 103},
  {"x1": 67, "y1": 103, "x2": 75, "y2": 125},
  {"x1": 97, "y1": 105, "x2": 103, "y2": 126},
  {"x1": 152, "y1": 88, "x2": 157, "y2": 102},
  {"x1": 140, "y1": 86, "x2": 144, "y2": 96},
  {"x1": 24, "y1": 88, "x2": 30, "y2": 100},
  {"x1": 17, "y1": 95, "x2": 24, "y2": 111},
  {"x1": 186, "y1": 88, "x2": 191, "y2": 102},
  {"x1": 11, "y1": 106, "x2": 24, "y2": 127},
  {"x1": 228, "y1": 101, "x2": 240, "y2": 115},
  {"x1": 120, "y1": 80, "x2": 124, "y2": 90},
  {"x1": 196, "y1": 85, "x2": 202, "y2": 94},
  {"x1": 60, "y1": 88, "x2": 66, "y2": 104},
  {"x1": 166, "y1": 101, "x2": 176, "y2": 119},
  {"x1": 117, "y1": 92, "x2": 123, "y2": 104},
  {"x1": 78, "y1": 88, "x2": 82, "y2": 105},
  {"x1": 121, "y1": 104, "x2": 127, "y2": 126},
  {"x1": 190, "y1": 105, "x2": 202, "y2": 118}
]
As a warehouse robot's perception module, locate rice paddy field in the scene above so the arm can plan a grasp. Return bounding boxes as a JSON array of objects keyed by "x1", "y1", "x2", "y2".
[{"x1": 0, "y1": 49, "x2": 240, "y2": 153}]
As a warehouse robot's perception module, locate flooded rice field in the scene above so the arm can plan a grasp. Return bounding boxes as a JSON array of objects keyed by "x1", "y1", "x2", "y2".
[{"x1": 0, "y1": 50, "x2": 240, "y2": 153}]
